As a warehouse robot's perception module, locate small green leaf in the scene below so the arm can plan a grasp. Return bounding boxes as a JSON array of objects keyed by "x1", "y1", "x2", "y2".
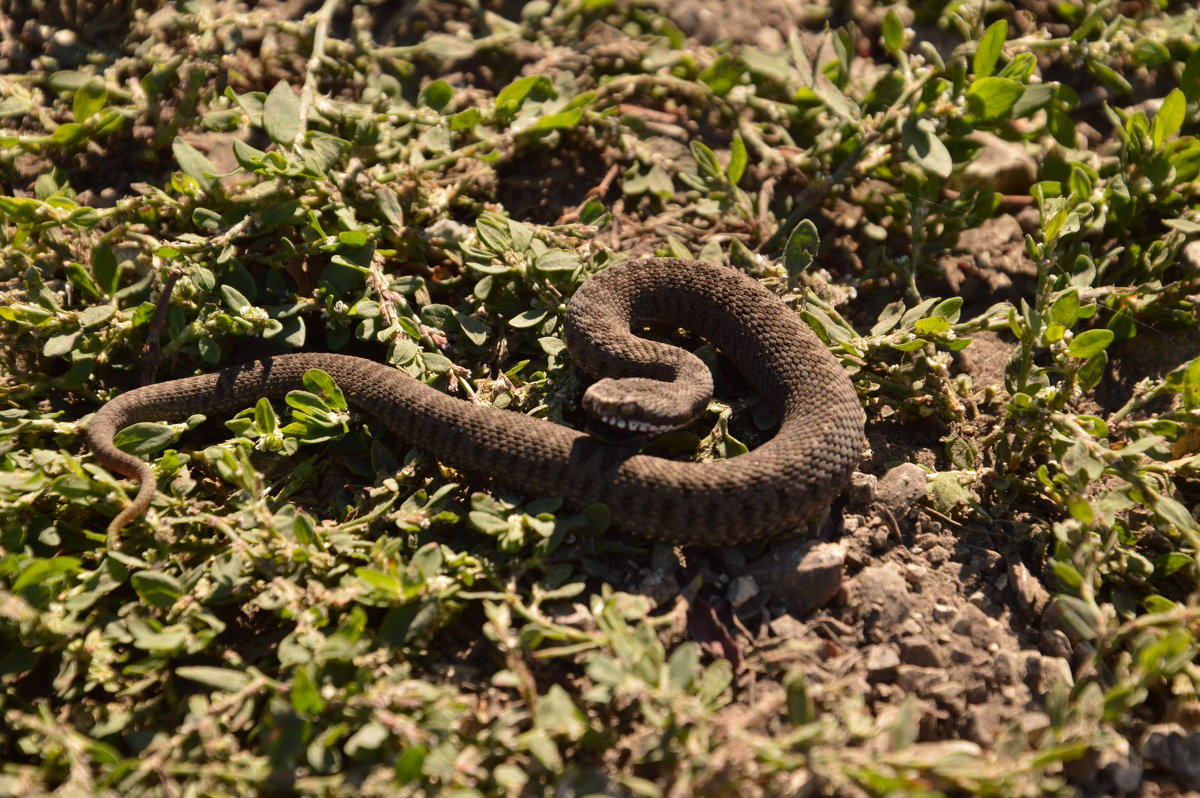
[
  {"x1": 264, "y1": 81, "x2": 302, "y2": 146},
  {"x1": 113, "y1": 422, "x2": 179, "y2": 455},
  {"x1": 1049, "y1": 289, "x2": 1080, "y2": 327},
  {"x1": 1152, "y1": 89, "x2": 1186, "y2": 150},
  {"x1": 1182, "y1": 356, "x2": 1200, "y2": 410},
  {"x1": 73, "y1": 78, "x2": 108, "y2": 122},
  {"x1": 881, "y1": 9, "x2": 906, "y2": 55},
  {"x1": 966, "y1": 77, "x2": 1025, "y2": 120},
  {"x1": 495, "y1": 75, "x2": 551, "y2": 116},
  {"x1": 973, "y1": 20, "x2": 1008, "y2": 79},
  {"x1": 450, "y1": 108, "x2": 482, "y2": 130},
  {"x1": 509, "y1": 309, "x2": 547, "y2": 328},
  {"x1": 92, "y1": 242, "x2": 119, "y2": 295},
  {"x1": 914, "y1": 316, "x2": 950, "y2": 335},
  {"x1": 1087, "y1": 60, "x2": 1132, "y2": 95},
  {"x1": 727, "y1": 135, "x2": 747, "y2": 186},
  {"x1": 1155, "y1": 552, "x2": 1194, "y2": 578},
  {"x1": 901, "y1": 116, "x2": 952, "y2": 177},
  {"x1": 357, "y1": 567, "x2": 401, "y2": 598},
  {"x1": 220, "y1": 284, "x2": 251, "y2": 313},
  {"x1": 419, "y1": 79, "x2": 454, "y2": 111},
  {"x1": 527, "y1": 108, "x2": 583, "y2": 131},
  {"x1": 783, "y1": 219, "x2": 819, "y2": 278},
  {"x1": 171, "y1": 137, "x2": 218, "y2": 192},
  {"x1": 690, "y1": 140, "x2": 722, "y2": 178},
  {"x1": 1051, "y1": 595, "x2": 1101, "y2": 641},
  {"x1": 1152, "y1": 494, "x2": 1199, "y2": 535},
  {"x1": 1078, "y1": 351, "x2": 1108, "y2": 391},
  {"x1": 290, "y1": 664, "x2": 325, "y2": 715},
  {"x1": 51, "y1": 122, "x2": 87, "y2": 146},
  {"x1": 1183, "y1": 48, "x2": 1200, "y2": 102},
  {"x1": 1131, "y1": 38, "x2": 1171, "y2": 68},
  {"x1": 131, "y1": 571, "x2": 184, "y2": 609},
  {"x1": 176, "y1": 666, "x2": 252, "y2": 692},
  {"x1": 43, "y1": 331, "x2": 80, "y2": 357},
  {"x1": 1068, "y1": 329, "x2": 1114, "y2": 359},
  {"x1": 79, "y1": 303, "x2": 116, "y2": 328},
  {"x1": 301, "y1": 368, "x2": 347, "y2": 409},
  {"x1": 454, "y1": 311, "x2": 489, "y2": 346}
]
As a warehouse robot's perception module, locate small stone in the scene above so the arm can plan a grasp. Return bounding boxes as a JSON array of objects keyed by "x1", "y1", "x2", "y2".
[
  {"x1": 746, "y1": 541, "x2": 845, "y2": 617},
  {"x1": 845, "y1": 472, "x2": 878, "y2": 505},
  {"x1": 904, "y1": 564, "x2": 928, "y2": 588},
  {"x1": 951, "y1": 603, "x2": 989, "y2": 636},
  {"x1": 865, "y1": 644, "x2": 901, "y2": 682},
  {"x1": 728, "y1": 575, "x2": 759, "y2": 607},
  {"x1": 854, "y1": 563, "x2": 913, "y2": 635},
  {"x1": 1141, "y1": 725, "x2": 1200, "y2": 789},
  {"x1": 964, "y1": 679, "x2": 989, "y2": 704},
  {"x1": 1017, "y1": 710, "x2": 1051, "y2": 741},
  {"x1": 949, "y1": 645, "x2": 974, "y2": 665},
  {"x1": 869, "y1": 526, "x2": 890, "y2": 552},
  {"x1": 993, "y1": 651, "x2": 1016, "y2": 685},
  {"x1": 873, "y1": 463, "x2": 928, "y2": 517},
  {"x1": 1097, "y1": 738, "x2": 1143, "y2": 795},
  {"x1": 930, "y1": 681, "x2": 967, "y2": 714},
  {"x1": 1041, "y1": 627, "x2": 1073, "y2": 659},
  {"x1": 1009, "y1": 560, "x2": 1050, "y2": 619},
  {"x1": 898, "y1": 637, "x2": 944, "y2": 668},
  {"x1": 896, "y1": 664, "x2": 943, "y2": 695},
  {"x1": 948, "y1": 131, "x2": 1038, "y2": 195},
  {"x1": 768, "y1": 615, "x2": 806, "y2": 639},
  {"x1": 1166, "y1": 700, "x2": 1200, "y2": 727},
  {"x1": 1030, "y1": 655, "x2": 1074, "y2": 694}
]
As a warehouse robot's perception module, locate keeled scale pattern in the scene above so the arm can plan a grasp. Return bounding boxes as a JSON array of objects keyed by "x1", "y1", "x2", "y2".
[{"x1": 88, "y1": 258, "x2": 865, "y2": 544}]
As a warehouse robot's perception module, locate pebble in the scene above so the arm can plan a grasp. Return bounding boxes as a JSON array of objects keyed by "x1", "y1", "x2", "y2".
[
  {"x1": 1141, "y1": 725, "x2": 1200, "y2": 789},
  {"x1": 1097, "y1": 738, "x2": 1143, "y2": 795},
  {"x1": 964, "y1": 679, "x2": 989, "y2": 705},
  {"x1": 865, "y1": 644, "x2": 901, "y2": 682},
  {"x1": 845, "y1": 472, "x2": 878, "y2": 505},
  {"x1": 728, "y1": 575, "x2": 759, "y2": 608},
  {"x1": 948, "y1": 131, "x2": 1038, "y2": 195},
  {"x1": 855, "y1": 563, "x2": 913, "y2": 633},
  {"x1": 1040, "y1": 627, "x2": 1073, "y2": 659},
  {"x1": 897, "y1": 664, "x2": 943, "y2": 694},
  {"x1": 1017, "y1": 710, "x2": 1051, "y2": 741},
  {"x1": 993, "y1": 651, "x2": 1016, "y2": 685},
  {"x1": 898, "y1": 636, "x2": 944, "y2": 668},
  {"x1": 1008, "y1": 560, "x2": 1050, "y2": 619},
  {"x1": 873, "y1": 463, "x2": 928, "y2": 517},
  {"x1": 1030, "y1": 654, "x2": 1074, "y2": 693},
  {"x1": 746, "y1": 541, "x2": 846, "y2": 617}
]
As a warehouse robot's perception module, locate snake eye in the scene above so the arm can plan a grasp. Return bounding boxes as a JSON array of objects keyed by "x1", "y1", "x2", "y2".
[{"x1": 620, "y1": 402, "x2": 637, "y2": 416}]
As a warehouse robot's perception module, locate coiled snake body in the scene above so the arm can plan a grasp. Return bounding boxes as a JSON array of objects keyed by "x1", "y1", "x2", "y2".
[{"x1": 88, "y1": 257, "x2": 865, "y2": 545}]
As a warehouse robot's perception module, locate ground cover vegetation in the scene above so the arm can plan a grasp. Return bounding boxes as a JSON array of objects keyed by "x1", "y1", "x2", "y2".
[{"x1": 1, "y1": 0, "x2": 1199, "y2": 794}]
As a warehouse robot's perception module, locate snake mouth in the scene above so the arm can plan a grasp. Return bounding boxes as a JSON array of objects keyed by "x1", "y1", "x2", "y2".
[
  {"x1": 583, "y1": 392, "x2": 676, "y2": 436},
  {"x1": 591, "y1": 412, "x2": 674, "y2": 435}
]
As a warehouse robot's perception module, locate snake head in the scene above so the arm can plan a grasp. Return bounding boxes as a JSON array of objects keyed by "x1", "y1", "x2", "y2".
[{"x1": 582, "y1": 376, "x2": 707, "y2": 440}]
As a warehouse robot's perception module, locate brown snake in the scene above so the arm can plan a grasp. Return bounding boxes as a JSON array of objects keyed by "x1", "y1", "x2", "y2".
[{"x1": 88, "y1": 257, "x2": 865, "y2": 545}]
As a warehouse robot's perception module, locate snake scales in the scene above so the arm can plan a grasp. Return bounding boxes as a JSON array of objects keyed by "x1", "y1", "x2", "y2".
[{"x1": 88, "y1": 257, "x2": 865, "y2": 544}]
